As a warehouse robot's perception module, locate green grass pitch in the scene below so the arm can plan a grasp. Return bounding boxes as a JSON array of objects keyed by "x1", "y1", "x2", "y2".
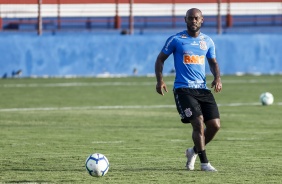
[{"x1": 0, "y1": 75, "x2": 281, "y2": 183}]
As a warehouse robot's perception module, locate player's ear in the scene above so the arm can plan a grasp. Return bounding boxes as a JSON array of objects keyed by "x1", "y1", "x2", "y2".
[
  {"x1": 201, "y1": 17, "x2": 204, "y2": 23},
  {"x1": 184, "y1": 16, "x2": 187, "y2": 23}
]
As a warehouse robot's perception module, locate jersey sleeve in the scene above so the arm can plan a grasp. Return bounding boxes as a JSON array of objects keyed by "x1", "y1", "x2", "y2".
[
  {"x1": 161, "y1": 35, "x2": 176, "y2": 56},
  {"x1": 206, "y1": 37, "x2": 216, "y2": 59}
]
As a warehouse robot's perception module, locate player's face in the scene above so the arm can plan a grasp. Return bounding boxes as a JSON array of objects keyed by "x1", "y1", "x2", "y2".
[{"x1": 185, "y1": 10, "x2": 203, "y2": 33}]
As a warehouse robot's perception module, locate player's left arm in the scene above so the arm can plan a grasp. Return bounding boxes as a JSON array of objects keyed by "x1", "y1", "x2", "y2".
[{"x1": 207, "y1": 58, "x2": 222, "y2": 93}]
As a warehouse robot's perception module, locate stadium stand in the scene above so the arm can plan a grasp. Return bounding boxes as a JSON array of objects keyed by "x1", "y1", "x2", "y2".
[{"x1": 0, "y1": 0, "x2": 281, "y2": 34}]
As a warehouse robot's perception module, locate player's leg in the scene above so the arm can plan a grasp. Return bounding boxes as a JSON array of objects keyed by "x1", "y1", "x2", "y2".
[
  {"x1": 190, "y1": 115, "x2": 205, "y2": 153},
  {"x1": 173, "y1": 88, "x2": 202, "y2": 171},
  {"x1": 195, "y1": 118, "x2": 219, "y2": 171},
  {"x1": 191, "y1": 119, "x2": 220, "y2": 155},
  {"x1": 197, "y1": 90, "x2": 219, "y2": 171},
  {"x1": 201, "y1": 91, "x2": 220, "y2": 145},
  {"x1": 189, "y1": 115, "x2": 217, "y2": 171},
  {"x1": 188, "y1": 116, "x2": 206, "y2": 171},
  {"x1": 185, "y1": 117, "x2": 206, "y2": 171},
  {"x1": 204, "y1": 118, "x2": 220, "y2": 145},
  {"x1": 194, "y1": 120, "x2": 220, "y2": 170}
]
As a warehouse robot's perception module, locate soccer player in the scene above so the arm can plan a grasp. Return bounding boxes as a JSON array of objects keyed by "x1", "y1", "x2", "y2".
[{"x1": 155, "y1": 8, "x2": 222, "y2": 171}]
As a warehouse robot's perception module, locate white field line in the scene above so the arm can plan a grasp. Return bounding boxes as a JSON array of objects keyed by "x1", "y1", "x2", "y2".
[
  {"x1": 0, "y1": 102, "x2": 281, "y2": 112},
  {"x1": 0, "y1": 81, "x2": 167, "y2": 88},
  {"x1": 0, "y1": 105, "x2": 174, "y2": 112},
  {"x1": 226, "y1": 137, "x2": 260, "y2": 141},
  {"x1": 92, "y1": 141, "x2": 124, "y2": 144},
  {"x1": 1, "y1": 79, "x2": 282, "y2": 88}
]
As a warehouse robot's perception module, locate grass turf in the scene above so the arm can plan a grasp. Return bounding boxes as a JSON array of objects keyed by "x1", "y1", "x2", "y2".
[{"x1": 0, "y1": 75, "x2": 281, "y2": 183}]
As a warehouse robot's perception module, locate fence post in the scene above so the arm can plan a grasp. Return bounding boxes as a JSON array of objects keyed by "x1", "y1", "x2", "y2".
[
  {"x1": 114, "y1": 0, "x2": 121, "y2": 29},
  {"x1": 57, "y1": 0, "x2": 61, "y2": 30},
  {"x1": 38, "y1": 0, "x2": 42, "y2": 35},
  {"x1": 217, "y1": 0, "x2": 222, "y2": 34},
  {"x1": 0, "y1": 5, "x2": 2, "y2": 31},
  {"x1": 226, "y1": 0, "x2": 233, "y2": 27},
  {"x1": 172, "y1": 0, "x2": 176, "y2": 28},
  {"x1": 0, "y1": 17, "x2": 2, "y2": 31},
  {"x1": 129, "y1": 0, "x2": 134, "y2": 34}
]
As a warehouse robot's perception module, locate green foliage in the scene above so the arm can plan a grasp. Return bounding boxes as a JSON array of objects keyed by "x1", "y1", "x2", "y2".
[{"x1": 0, "y1": 75, "x2": 281, "y2": 183}]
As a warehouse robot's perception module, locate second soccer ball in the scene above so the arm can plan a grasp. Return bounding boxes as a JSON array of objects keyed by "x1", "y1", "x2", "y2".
[{"x1": 260, "y1": 92, "x2": 274, "y2": 106}]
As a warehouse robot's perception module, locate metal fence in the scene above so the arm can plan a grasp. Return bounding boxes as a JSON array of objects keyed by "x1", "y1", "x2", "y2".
[{"x1": 0, "y1": 1, "x2": 281, "y2": 35}]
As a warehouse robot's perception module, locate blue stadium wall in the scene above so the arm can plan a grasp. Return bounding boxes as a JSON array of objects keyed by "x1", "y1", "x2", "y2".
[{"x1": 1, "y1": 33, "x2": 282, "y2": 78}]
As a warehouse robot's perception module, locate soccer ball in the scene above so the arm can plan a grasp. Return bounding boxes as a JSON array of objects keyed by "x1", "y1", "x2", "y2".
[
  {"x1": 260, "y1": 92, "x2": 274, "y2": 106},
  {"x1": 85, "y1": 153, "x2": 109, "y2": 177}
]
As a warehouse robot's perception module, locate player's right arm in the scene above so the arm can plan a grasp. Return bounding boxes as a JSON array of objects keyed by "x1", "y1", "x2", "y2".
[{"x1": 155, "y1": 51, "x2": 169, "y2": 96}]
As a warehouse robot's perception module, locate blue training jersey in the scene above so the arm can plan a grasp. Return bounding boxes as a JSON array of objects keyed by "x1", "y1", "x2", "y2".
[{"x1": 161, "y1": 30, "x2": 216, "y2": 89}]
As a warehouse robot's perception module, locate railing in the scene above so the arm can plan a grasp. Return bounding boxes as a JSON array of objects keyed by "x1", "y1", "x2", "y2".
[{"x1": 0, "y1": 1, "x2": 281, "y2": 34}]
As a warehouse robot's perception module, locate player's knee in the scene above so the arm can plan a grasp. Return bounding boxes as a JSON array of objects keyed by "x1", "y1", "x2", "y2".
[
  {"x1": 206, "y1": 119, "x2": 220, "y2": 132},
  {"x1": 213, "y1": 119, "x2": 221, "y2": 131},
  {"x1": 214, "y1": 121, "x2": 220, "y2": 131},
  {"x1": 212, "y1": 123, "x2": 220, "y2": 133}
]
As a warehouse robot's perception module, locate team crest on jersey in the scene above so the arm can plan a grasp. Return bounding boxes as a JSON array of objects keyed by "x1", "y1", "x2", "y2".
[
  {"x1": 199, "y1": 35, "x2": 205, "y2": 40},
  {"x1": 181, "y1": 34, "x2": 187, "y2": 38},
  {"x1": 199, "y1": 41, "x2": 207, "y2": 50},
  {"x1": 184, "y1": 108, "x2": 192, "y2": 117}
]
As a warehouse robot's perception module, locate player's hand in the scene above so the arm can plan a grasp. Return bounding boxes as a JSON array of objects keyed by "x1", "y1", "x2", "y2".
[
  {"x1": 211, "y1": 78, "x2": 222, "y2": 93},
  {"x1": 156, "y1": 81, "x2": 168, "y2": 96}
]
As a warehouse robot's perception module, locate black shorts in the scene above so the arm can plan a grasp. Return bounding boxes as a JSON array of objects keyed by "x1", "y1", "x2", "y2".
[{"x1": 173, "y1": 88, "x2": 220, "y2": 123}]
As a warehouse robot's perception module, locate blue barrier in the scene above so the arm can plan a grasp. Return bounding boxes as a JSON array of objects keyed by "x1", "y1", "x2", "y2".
[{"x1": 1, "y1": 33, "x2": 282, "y2": 78}]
